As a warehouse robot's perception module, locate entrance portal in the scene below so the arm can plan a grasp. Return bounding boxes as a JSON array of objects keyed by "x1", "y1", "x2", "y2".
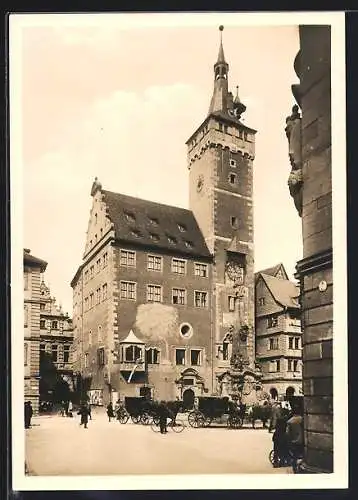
[
  {"x1": 183, "y1": 388, "x2": 195, "y2": 410},
  {"x1": 286, "y1": 386, "x2": 295, "y2": 398},
  {"x1": 270, "y1": 388, "x2": 278, "y2": 400}
]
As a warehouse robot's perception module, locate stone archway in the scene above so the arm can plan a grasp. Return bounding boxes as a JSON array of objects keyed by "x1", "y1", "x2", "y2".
[
  {"x1": 270, "y1": 387, "x2": 278, "y2": 401},
  {"x1": 183, "y1": 388, "x2": 195, "y2": 410},
  {"x1": 286, "y1": 386, "x2": 295, "y2": 398}
]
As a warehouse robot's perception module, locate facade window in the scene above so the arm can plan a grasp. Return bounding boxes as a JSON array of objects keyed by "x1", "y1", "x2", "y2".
[
  {"x1": 289, "y1": 337, "x2": 294, "y2": 349},
  {"x1": 84, "y1": 297, "x2": 89, "y2": 311},
  {"x1": 229, "y1": 159, "x2": 237, "y2": 168},
  {"x1": 94, "y1": 213, "x2": 98, "y2": 224},
  {"x1": 228, "y1": 296, "x2": 236, "y2": 312},
  {"x1": 288, "y1": 359, "x2": 300, "y2": 372},
  {"x1": 84, "y1": 270, "x2": 89, "y2": 283},
  {"x1": 40, "y1": 319, "x2": 45, "y2": 329},
  {"x1": 24, "y1": 343, "x2": 28, "y2": 366},
  {"x1": 268, "y1": 315, "x2": 278, "y2": 328},
  {"x1": 98, "y1": 325, "x2": 103, "y2": 342},
  {"x1": 147, "y1": 284, "x2": 162, "y2": 302},
  {"x1": 223, "y1": 342, "x2": 229, "y2": 361},
  {"x1": 230, "y1": 216, "x2": 238, "y2": 228},
  {"x1": 102, "y1": 283, "x2": 108, "y2": 301},
  {"x1": 172, "y1": 288, "x2": 186, "y2": 305},
  {"x1": 84, "y1": 353, "x2": 89, "y2": 368},
  {"x1": 120, "y1": 281, "x2": 136, "y2": 300},
  {"x1": 125, "y1": 345, "x2": 142, "y2": 363},
  {"x1": 97, "y1": 347, "x2": 105, "y2": 366},
  {"x1": 52, "y1": 320, "x2": 58, "y2": 329},
  {"x1": 90, "y1": 293, "x2": 94, "y2": 308},
  {"x1": 147, "y1": 255, "x2": 162, "y2": 272},
  {"x1": 194, "y1": 263, "x2": 208, "y2": 277},
  {"x1": 96, "y1": 287, "x2": 101, "y2": 304},
  {"x1": 258, "y1": 297, "x2": 265, "y2": 306},
  {"x1": 89, "y1": 330, "x2": 92, "y2": 346},
  {"x1": 195, "y1": 291, "x2": 208, "y2": 308},
  {"x1": 90, "y1": 266, "x2": 94, "y2": 279},
  {"x1": 120, "y1": 249, "x2": 136, "y2": 267},
  {"x1": 51, "y1": 345, "x2": 58, "y2": 362},
  {"x1": 40, "y1": 303, "x2": 45, "y2": 311},
  {"x1": 64, "y1": 345, "x2": 70, "y2": 363},
  {"x1": 218, "y1": 123, "x2": 223, "y2": 132},
  {"x1": 172, "y1": 258, "x2": 186, "y2": 274},
  {"x1": 103, "y1": 252, "x2": 108, "y2": 267},
  {"x1": 288, "y1": 359, "x2": 293, "y2": 371},
  {"x1": 180, "y1": 323, "x2": 193, "y2": 338},
  {"x1": 96, "y1": 258, "x2": 101, "y2": 273},
  {"x1": 24, "y1": 305, "x2": 28, "y2": 327},
  {"x1": 24, "y1": 272, "x2": 29, "y2": 290},
  {"x1": 175, "y1": 348, "x2": 186, "y2": 365},
  {"x1": 145, "y1": 348, "x2": 160, "y2": 365},
  {"x1": 190, "y1": 349, "x2": 201, "y2": 366},
  {"x1": 294, "y1": 360, "x2": 299, "y2": 372},
  {"x1": 270, "y1": 359, "x2": 280, "y2": 372},
  {"x1": 229, "y1": 173, "x2": 236, "y2": 184},
  {"x1": 244, "y1": 131, "x2": 248, "y2": 141},
  {"x1": 295, "y1": 337, "x2": 300, "y2": 349},
  {"x1": 269, "y1": 337, "x2": 279, "y2": 350}
]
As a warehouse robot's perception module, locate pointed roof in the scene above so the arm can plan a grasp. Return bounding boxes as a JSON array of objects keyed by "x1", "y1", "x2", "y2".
[
  {"x1": 259, "y1": 273, "x2": 300, "y2": 309},
  {"x1": 216, "y1": 25, "x2": 227, "y2": 64},
  {"x1": 120, "y1": 329, "x2": 144, "y2": 344},
  {"x1": 255, "y1": 263, "x2": 288, "y2": 282}
]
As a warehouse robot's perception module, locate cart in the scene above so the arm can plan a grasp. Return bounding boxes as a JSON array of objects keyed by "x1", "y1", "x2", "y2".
[{"x1": 188, "y1": 396, "x2": 243, "y2": 429}]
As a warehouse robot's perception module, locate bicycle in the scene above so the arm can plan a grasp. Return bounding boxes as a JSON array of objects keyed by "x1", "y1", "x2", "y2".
[
  {"x1": 269, "y1": 447, "x2": 303, "y2": 472},
  {"x1": 150, "y1": 417, "x2": 185, "y2": 433}
]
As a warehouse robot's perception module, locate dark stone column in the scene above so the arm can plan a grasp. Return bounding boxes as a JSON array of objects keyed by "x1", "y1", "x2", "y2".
[{"x1": 288, "y1": 26, "x2": 333, "y2": 473}]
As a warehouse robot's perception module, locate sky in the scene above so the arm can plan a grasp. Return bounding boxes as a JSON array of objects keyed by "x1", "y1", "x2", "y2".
[{"x1": 15, "y1": 14, "x2": 302, "y2": 314}]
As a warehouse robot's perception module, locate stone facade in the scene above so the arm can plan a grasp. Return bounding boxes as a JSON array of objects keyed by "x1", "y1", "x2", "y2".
[
  {"x1": 24, "y1": 249, "x2": 47, "y2": 414},
  {"x1": 287, "y1": 26, "x2": 333, "y2": 473}
]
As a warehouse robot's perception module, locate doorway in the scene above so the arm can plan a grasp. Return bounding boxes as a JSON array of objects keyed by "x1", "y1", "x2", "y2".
[
  {"x1": 270, "y1": 387, "x2": 278, "y2": 401},
  {"x1": 286, "y1": 386, "x2": 295, "y2": 398},
  {"x1": 183, "y1": 388, "x2": 195, "y2": 410}
]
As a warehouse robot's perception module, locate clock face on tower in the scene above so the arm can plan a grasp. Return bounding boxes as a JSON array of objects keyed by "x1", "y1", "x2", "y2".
[
  {"x1": 196, "y1": 174, "x2": 204, "y2": 193},
  {"x1": 225, "y1": 261, "x2": 244, "y2": 285}
]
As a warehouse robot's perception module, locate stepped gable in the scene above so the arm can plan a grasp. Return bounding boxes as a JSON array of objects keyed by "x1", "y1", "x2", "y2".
[{"x1": 102, "y1": 190, "x2": 212, "y2": 259}]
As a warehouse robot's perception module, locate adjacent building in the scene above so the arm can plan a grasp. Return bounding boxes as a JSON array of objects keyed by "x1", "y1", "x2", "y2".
[
  {"x1": 255, "y1": 263, "x2": 302, "y2": 400},
  {"x1": 71, "y1": 27, "x2": 261, "y2": 408},
  {"x1": 39, "y1": 282, "x2": 74, "y2": 405},
  {"x1": 24, "y1": 248, "x2": 47, "y2": 413}
]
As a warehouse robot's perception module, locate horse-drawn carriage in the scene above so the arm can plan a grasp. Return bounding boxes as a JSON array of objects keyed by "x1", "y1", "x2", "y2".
[
  {"x1": 117, "y1": 397, "x2": 183, "y2": 425},
  {"x1": 188, "y1": 396, "x2": 243, "y2": 429}
]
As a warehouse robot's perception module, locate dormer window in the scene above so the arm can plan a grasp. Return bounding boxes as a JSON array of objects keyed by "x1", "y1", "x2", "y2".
[
  {"x1": 148, "y1": 216, "x2": 159, "y2": 226},
  {"x1": 130, "y1": 229, "x2": 141, "y2": 238},
  {"x1": 184, "y1": 240, "x2": 193, "y2": 249},
  {"x1": 149, "y1": 233, "x2": 160, "y2": 242},
  {"x1": 178, "y1": 223, "x2": 187, "y2": 232},
  {"x1": 167, "y1": 235, "x2": 177, "y2": 245},
  {"x1": 124, "y1": 211, "x2": 136, "y2": 223}
]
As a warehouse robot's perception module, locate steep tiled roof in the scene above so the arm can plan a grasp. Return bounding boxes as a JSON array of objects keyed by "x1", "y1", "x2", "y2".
[
  {"x1": 120, "y1": 329, "x2": 144, "y2": 344},
  {"x1": 260, "y1": 273, "x2": 300, "y2": 309},
  {"x1": 23, "y1": 249, "x2": 47, "y2": 271},
  {"x1": 255, "y1": 263, "x2": 287, "y2": 282},
  {"x1": 102, "y1": 190, "x2": 212, "y2": 259}
]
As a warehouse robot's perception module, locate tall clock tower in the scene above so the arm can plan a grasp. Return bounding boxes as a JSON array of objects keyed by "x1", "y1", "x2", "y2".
[{"x1": 187, "y1": 27, "x2": 260, "y2": 400}]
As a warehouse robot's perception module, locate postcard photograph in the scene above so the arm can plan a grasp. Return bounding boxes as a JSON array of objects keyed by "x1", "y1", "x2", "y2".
[{"x1": 10, "y1": 11, "x2": 348, "y2": 491}]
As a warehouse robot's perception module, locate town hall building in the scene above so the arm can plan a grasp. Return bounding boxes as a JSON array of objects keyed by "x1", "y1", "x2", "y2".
[{"x1": 71, "y1": 27, "x2": 268, "y2": 407}]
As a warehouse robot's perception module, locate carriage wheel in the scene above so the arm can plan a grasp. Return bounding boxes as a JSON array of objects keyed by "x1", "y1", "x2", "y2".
[
  {"x1": 150, "y1": 420, "x2": 160, "y2": 433},
  {"x1": 131, "y1": 414, "x2": 141, "y2": 424},
  {"x1": 118, "y1": 413, "x2": 129, "y2": 424},
  {"x1": 140, "y1": 412, "x2": 152, "y2": 425},
  {"x1": 171, "y1": 419, "x2": 185, "y2": 433},
  {"x1": 188, "y1": 411, "x2": 203, "y2": 428},
  {"x1": 227, "y1": 415, "x2": 243, "y2": 429},
  {"x1": 202, "y1": 416, "x2": 212, "y2": 427},
  {"x1": 269, "y1": 449, "x2": 275, "y2": 465}
]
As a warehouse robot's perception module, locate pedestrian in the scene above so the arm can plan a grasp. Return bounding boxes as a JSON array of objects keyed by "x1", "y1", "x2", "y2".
[
  {"x1": 269, "y1": 401, "x2": 281, "y2": 433},
  {"x1": 286, "y1": 399, "x2": 304, "y2": 471},
  {"x1": 87, "y1": 402, "x2": 92, "y2": 420},
  {"x1": 77, "y1": 402, "x2": 90, "y2": 429},
  {"x1": 158, "y1": 401, "x2": 169, "y2": 434},
  {"x1": 272, "y1": 415, "x2": 289, "y2": 468},
  {"x1": 107, "y1": 402, "x2": 115, "y2": 422},
  {"x1": 24, "y1": 401, "x2": 33, "y2": 429},
  {"x1": 67, "y1": 400, "x2": 73, "y2": 418}
]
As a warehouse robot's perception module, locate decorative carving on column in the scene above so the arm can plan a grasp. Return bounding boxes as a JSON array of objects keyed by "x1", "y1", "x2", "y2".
[{"x1": 286, "y1": 104, "x2": 303, "y2": 216}]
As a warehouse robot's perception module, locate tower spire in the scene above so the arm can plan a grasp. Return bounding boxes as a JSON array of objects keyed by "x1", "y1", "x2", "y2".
[{"x1": 208, "y1": 26, "x2": 230, "y2": 115}]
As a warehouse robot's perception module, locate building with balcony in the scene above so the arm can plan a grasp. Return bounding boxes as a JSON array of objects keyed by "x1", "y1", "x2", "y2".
[
  {"x1": 255, "y1": 263, "x2": 303, "y2": 399},
  {"x1": 24, "y1": 248, "x2": 48, "y2": 414},
  {"x1": 39, "y1": 282, "x2": 74, "y2": 405}
]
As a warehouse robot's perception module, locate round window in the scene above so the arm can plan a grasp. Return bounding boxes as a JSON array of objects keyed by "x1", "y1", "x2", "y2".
[{"x1": 179, "y1": 323, "x2": 193, "y2": 339}]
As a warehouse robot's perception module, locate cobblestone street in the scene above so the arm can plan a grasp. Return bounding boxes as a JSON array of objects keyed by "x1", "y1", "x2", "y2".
[{"x1": 25, "y1": 409, "x2": 292, "y2": 476}]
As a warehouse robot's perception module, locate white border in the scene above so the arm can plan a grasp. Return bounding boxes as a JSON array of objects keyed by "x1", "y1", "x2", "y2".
[{"x1": 10, "y1": 11, "x2": 347, "y2": 491}]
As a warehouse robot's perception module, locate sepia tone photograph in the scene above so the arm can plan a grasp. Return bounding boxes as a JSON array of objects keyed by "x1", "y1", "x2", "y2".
[{"x1": 10, "y1": 12, "x2": 347, "y2": 490}]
